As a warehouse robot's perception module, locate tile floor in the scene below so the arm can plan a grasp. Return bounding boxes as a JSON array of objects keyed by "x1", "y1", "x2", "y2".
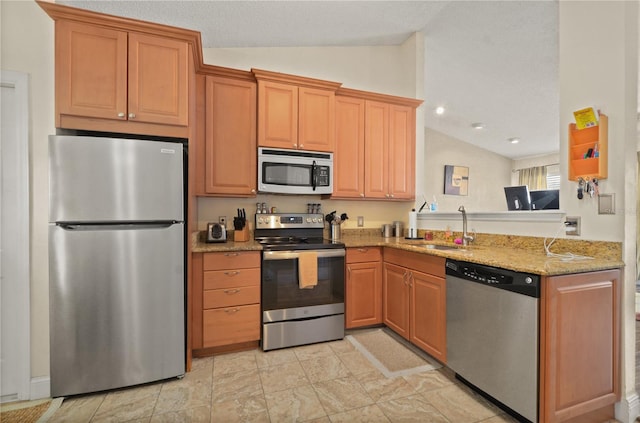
[{"x1": 48, "y1": 336, "x2": 519, "y2": 423}]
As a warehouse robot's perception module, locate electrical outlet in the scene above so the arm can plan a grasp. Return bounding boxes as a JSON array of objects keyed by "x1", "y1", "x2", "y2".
[
  {"x1": 565, "y1": 216, "x2": 581, "y2": 236},
  {"x1": 357, "y1": 216, "x2": 364, "y2": 227},
  {"x1": 219, "y1": 216, "x2": 227, "y2": 226}
]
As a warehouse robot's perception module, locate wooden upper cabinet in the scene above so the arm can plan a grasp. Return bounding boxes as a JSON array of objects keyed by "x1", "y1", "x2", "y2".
[
  {"x1": 56, "y1": 21, "x2": 128, "y2": 122},
  {"x1": 333, "y1": 89, "x2": 421, "y2": 201},
  {"x1": 364, "y1": 100, "x2": 390, "y2": 199},
  {"x1": 204, "y1": 75, "x2": 257, "y2": 196},
  {"x1": 298, "y1": 87, "x2": 335, "y2": 151},
  {"x1": 254, "y1": 69, "x2": 341, "y2": 152},
  {"x1": 258, "y1": 81, "x2": 298, "y2": 149},
  {"x1": 55, "y1": 20, "x2": 188, "y2": 131},
  {"x1": 128, "y1": 33, "x2": 188, "y2": 126},
  {"x1": 388, "y1": 104, "x2": 415, "y2": 200},
  {"x1": 333, "y1": 96, "x2": 365, "y2": 198}
]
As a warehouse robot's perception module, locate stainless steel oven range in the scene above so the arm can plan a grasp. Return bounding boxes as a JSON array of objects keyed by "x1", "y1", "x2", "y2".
[{"x1": 255, "y1": 213, "x2": 345, "y2": 351}]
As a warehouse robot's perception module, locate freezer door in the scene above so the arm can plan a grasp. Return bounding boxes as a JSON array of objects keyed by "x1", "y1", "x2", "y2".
[
  {"x1": 49, "y1": 222, "x2": 185, "y2": 397},
  {"x1": 49, "y1": 135, "x2": 184, "y2": 223}
]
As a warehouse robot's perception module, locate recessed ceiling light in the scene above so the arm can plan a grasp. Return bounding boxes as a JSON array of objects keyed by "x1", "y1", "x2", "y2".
[
  {"x1": 508, "y1": 137, "x2": 520, "y2": 144},
  {"x1": 471, "y1": 122, "x2": 485, "y2": 129},
  {"x1": 435, "y1": 106, "x2": 445, "y2": 115}
]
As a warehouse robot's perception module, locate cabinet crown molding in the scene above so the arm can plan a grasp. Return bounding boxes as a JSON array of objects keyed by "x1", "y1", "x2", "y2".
[
  {"x1": 337, "y1": 87, "x2": 423, "y2": 108},
  {"x1": 252, "y1": 68, "x2": 342, "y2": 91}
]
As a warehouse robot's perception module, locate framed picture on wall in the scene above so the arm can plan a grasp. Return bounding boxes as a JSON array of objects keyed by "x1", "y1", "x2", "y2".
[{"x1": 444, "y1": 165, "x2": 469, "y2": 196}]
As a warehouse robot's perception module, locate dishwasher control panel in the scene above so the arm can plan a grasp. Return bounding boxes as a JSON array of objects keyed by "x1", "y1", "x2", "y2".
[{"x1": 446, "y1": 259, "x2": 540, "y2": 298}]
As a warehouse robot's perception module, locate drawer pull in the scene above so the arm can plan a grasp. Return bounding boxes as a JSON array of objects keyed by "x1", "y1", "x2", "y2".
[
  {"x1": 357, "y1": 248, "x2": 369, "y2": 253},
  {"x1": 224, "y1": 252, "x2": 239, "y2": 257},
  {"x1": 224, "y1": 271, "x2": 240, "y2": 276},
  {"x1": 225, "y1": 308, "x2": 240, "y2": 314},
  {"x1": 224, "y1": 289, "x2": 240, "y2": 295}
]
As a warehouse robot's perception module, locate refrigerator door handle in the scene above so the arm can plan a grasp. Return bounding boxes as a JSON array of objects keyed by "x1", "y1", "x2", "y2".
[{"x1": 57, "y1": 222, "x2": 180, "y2": 231}]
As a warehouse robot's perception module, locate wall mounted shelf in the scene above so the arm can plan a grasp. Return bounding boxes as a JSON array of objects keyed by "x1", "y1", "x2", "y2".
[{"x1": 568, "y1": 113, "x2": 607, "y2": 181}]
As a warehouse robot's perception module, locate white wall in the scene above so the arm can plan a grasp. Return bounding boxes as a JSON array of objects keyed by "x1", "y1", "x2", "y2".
[{"x1": 1, "y1": 0, "x2": 54, "y2": 381}]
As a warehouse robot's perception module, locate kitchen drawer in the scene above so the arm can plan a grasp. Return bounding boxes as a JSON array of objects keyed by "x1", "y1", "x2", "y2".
[
  {"x1": 346, "y1": 247, "x2": 381, "y2": 263},
  {"x1": 203, "y1": 304, "x2": 260, "y2": 347},
  {"x1": 203, "y1": 251, "x2": 260, "y2": 271},
  {"x1": 203, "y1": 285, "x2": 260, "y2": 309},
  {"x1": 384, "y1": 247, "x2": 445, "y2": 278},
  {"x1": 203, "y1": 268, "x2": 260, "y2": 290}
]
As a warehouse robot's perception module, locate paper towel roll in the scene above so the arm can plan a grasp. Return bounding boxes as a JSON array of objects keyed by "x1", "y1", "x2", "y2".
[{"x1": 408, "y1": 211, "x2": 418, "y2": 238}]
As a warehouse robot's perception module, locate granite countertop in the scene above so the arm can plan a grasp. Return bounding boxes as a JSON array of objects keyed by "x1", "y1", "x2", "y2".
[
  {"x1": 191, "y1": 231, "x2": 624, "y2": 276},
  {"x1": 339, "y1": 235, "x2": 624, "y2": 276}
]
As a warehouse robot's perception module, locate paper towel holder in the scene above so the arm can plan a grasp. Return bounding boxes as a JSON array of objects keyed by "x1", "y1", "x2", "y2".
[{"x1": 405, "y1": 209, "x2": 421, "y2": 239}]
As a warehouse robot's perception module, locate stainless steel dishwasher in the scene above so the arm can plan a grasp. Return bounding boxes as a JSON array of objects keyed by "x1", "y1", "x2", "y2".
[{"x1": 446, "y1": 259, "x2": 540, "y2": 423}]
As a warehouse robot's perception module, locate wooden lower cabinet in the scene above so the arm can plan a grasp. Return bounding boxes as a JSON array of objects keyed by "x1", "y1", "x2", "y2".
[
  {"x1": 540, "y1": 269, "x2": 620, "y2": 423},
  {"x1": 345, "y1": 247, "x2": 382, "y2": 328},
  {"x1": 192, "y1": 251, "x2": 261, "y2": 351},
  {"x1": 383, "y1": 248, "x2": 446, "y2": 363}
]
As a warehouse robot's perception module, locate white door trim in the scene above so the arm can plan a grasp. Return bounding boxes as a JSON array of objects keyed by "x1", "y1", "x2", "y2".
[{"x1": 0, "y1": 70, "x2": 31, "y2": 402}]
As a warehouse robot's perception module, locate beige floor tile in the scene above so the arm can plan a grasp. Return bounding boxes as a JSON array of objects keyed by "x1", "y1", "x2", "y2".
[
  {"x1": 210, "y1": 395, "x2": 269, "y2": 423},
  {"x1": 300, "y1": 355, "x2": 351, "y2": 383},
  {"x1": 154, "y1": 373, "x2": 212, "y2": 415},
  {"x1": 191, "y1": 357, "x2": 213, "y2": 374},
  {"x1": 212, "y1": 369, "x2": 263, "y2": 403},
  {"x1": 49, "y1": 394, "x2": 105, "y2": 423},
  {"x1": 254, "y1": 348, "x2": 298, "y2": 369},
  {"x1": 259, "y1": 361, "x2": 310, "y2": 394},
  {"x1": 356, "y1": 370, "x2": 416, "y2": 402},
  {"x1": 337, "y1": 351, "x2": 378, "y2": 376},
  {"x1": 213, "y1": 351, "x2": 257, "y2": 377},
  {"x1": 423, "y1": 384, "x2": 500, "y2": 423},
  {"x1": 327, "y1": 338, "x2": 356, "y2": 355},
  {"x1": 313, "y1": 376, "x2": 374, "y2": 414},
  {"x1": 264, "y1": 384, "x2": 326, "y2": 422},
  {"x1": 376, "y1": 394, "x2": 448, "y2": 423},
  {"x1": 328, "y1": 404, "x2": 391, "y2": 423},
  {"x1": 478, "y1": 413, "x2": 520, "y2": 422},
  {"x1": 305, "y1": 417, "x2": 331, "y2": 423},
  {"x1": 402, "y1": 369, "x2": 454, "y2": 393},
  {"x1": 293, "y1": 343, "x2": 336, "y2": 361},
  {"x1": 91, "y1": 384, "x2": 161, "y2": 423},
  {"x1": 150, "y1": 406, "x2": 210, "y2": 423}
]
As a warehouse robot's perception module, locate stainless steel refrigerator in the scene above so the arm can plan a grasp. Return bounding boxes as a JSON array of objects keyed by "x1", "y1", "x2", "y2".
[{"x1": 48, "y1": 135, "x2": 185, "y2": 397}]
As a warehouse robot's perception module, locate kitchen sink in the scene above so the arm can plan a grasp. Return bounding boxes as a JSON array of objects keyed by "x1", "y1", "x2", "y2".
[{"x1": 422, "y1": 244, "x2": 465, "y2": 251}]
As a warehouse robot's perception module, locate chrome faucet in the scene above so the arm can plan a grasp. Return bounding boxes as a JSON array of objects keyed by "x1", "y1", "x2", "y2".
[{"x1": 458, "y1": 205, "x2": 475, "y2": 246}]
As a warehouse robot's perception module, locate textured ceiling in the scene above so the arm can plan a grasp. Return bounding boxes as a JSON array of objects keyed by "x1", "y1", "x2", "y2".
[{"x1": 60, "y1": 0, "x2": 559, "y2": 160}]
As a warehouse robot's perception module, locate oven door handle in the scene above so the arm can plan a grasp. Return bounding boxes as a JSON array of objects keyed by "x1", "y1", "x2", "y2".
[{"x1": 262, "y1": 249, "x2": 345, "y2": 260}]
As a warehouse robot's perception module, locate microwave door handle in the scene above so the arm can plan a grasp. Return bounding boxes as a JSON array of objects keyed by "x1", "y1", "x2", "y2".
[{"x1": 312, "y1": 160, "x2": 317, "y2": 191}]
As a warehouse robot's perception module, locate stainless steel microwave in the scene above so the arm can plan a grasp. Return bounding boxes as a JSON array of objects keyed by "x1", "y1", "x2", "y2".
[{"x1": 258, "y1": 147, "x2": 333, "y2": 195}]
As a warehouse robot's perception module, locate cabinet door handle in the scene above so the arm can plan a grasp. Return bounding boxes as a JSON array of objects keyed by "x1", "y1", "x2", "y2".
[
  {"x1": 360, "y1": 193, "x2": 365, "y2": 197},
  {"x1": 390, "y1": 194, "x2": 394, "y2": 199},
  {"x1": 408, "y1": 272, "x2": 414, "y2": 287},
  {"x1": 402, "y1": 271, "x2": 408, "y2": 285},
  {"x1": 117, "y1": 112, "x2": 125, "y2": 118},
  {"x1": 224, "y1": 271, "x2": 240, "y2": 276},
  {"x1": 224, "y1": 289, "x2": 240, "y2": 295},
  {"x1": 128, "y1": 113, "x2": 136, "y2": 119},
  {"x1": 347, "y1": 266, "x2": 351, "y2": 279},
  {"x1": 225, "y1": 308, "x2": 240, "y2": 314},
  {"x1": 251, "y1": 189, "x2": 256, "y2": 194}
]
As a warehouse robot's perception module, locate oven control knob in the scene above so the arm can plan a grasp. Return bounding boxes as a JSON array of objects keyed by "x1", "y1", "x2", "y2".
[
  {"x1": 257, "y1": 217, "x2": 264, "y2": 224},
  {"x1": 525, "y1": 276, "x2": 533, "y2": 284},
  {"x1": 306, "y1": 218, "x2": 312, "y2": 223}
]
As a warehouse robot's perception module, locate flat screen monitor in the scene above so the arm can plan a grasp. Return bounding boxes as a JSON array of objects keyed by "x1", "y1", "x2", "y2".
[
  {"x1": 530, "y1": 189, "x2": 560, "y2": 210},
  {"x1": 504, "y1": 185, "x2": 532, "y2": 211}
]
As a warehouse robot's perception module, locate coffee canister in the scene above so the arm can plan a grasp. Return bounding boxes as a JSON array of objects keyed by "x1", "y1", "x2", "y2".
[
  {"x1": 393, "y1": 221, "x2": 403, "y2": 238},
  {"x1": 382, "y1": 224, "x2": 393, "y2": 238}
]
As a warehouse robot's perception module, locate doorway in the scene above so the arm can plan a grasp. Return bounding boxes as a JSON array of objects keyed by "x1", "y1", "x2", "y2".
[{"x1": 0, "y1": 70, "x2": 31, "y2": 402}]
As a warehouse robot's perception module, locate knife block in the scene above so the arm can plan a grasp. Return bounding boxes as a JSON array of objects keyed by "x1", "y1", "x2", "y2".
[{"x1": 233, "y1": 227, "x2": 250, "y2": 242}]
